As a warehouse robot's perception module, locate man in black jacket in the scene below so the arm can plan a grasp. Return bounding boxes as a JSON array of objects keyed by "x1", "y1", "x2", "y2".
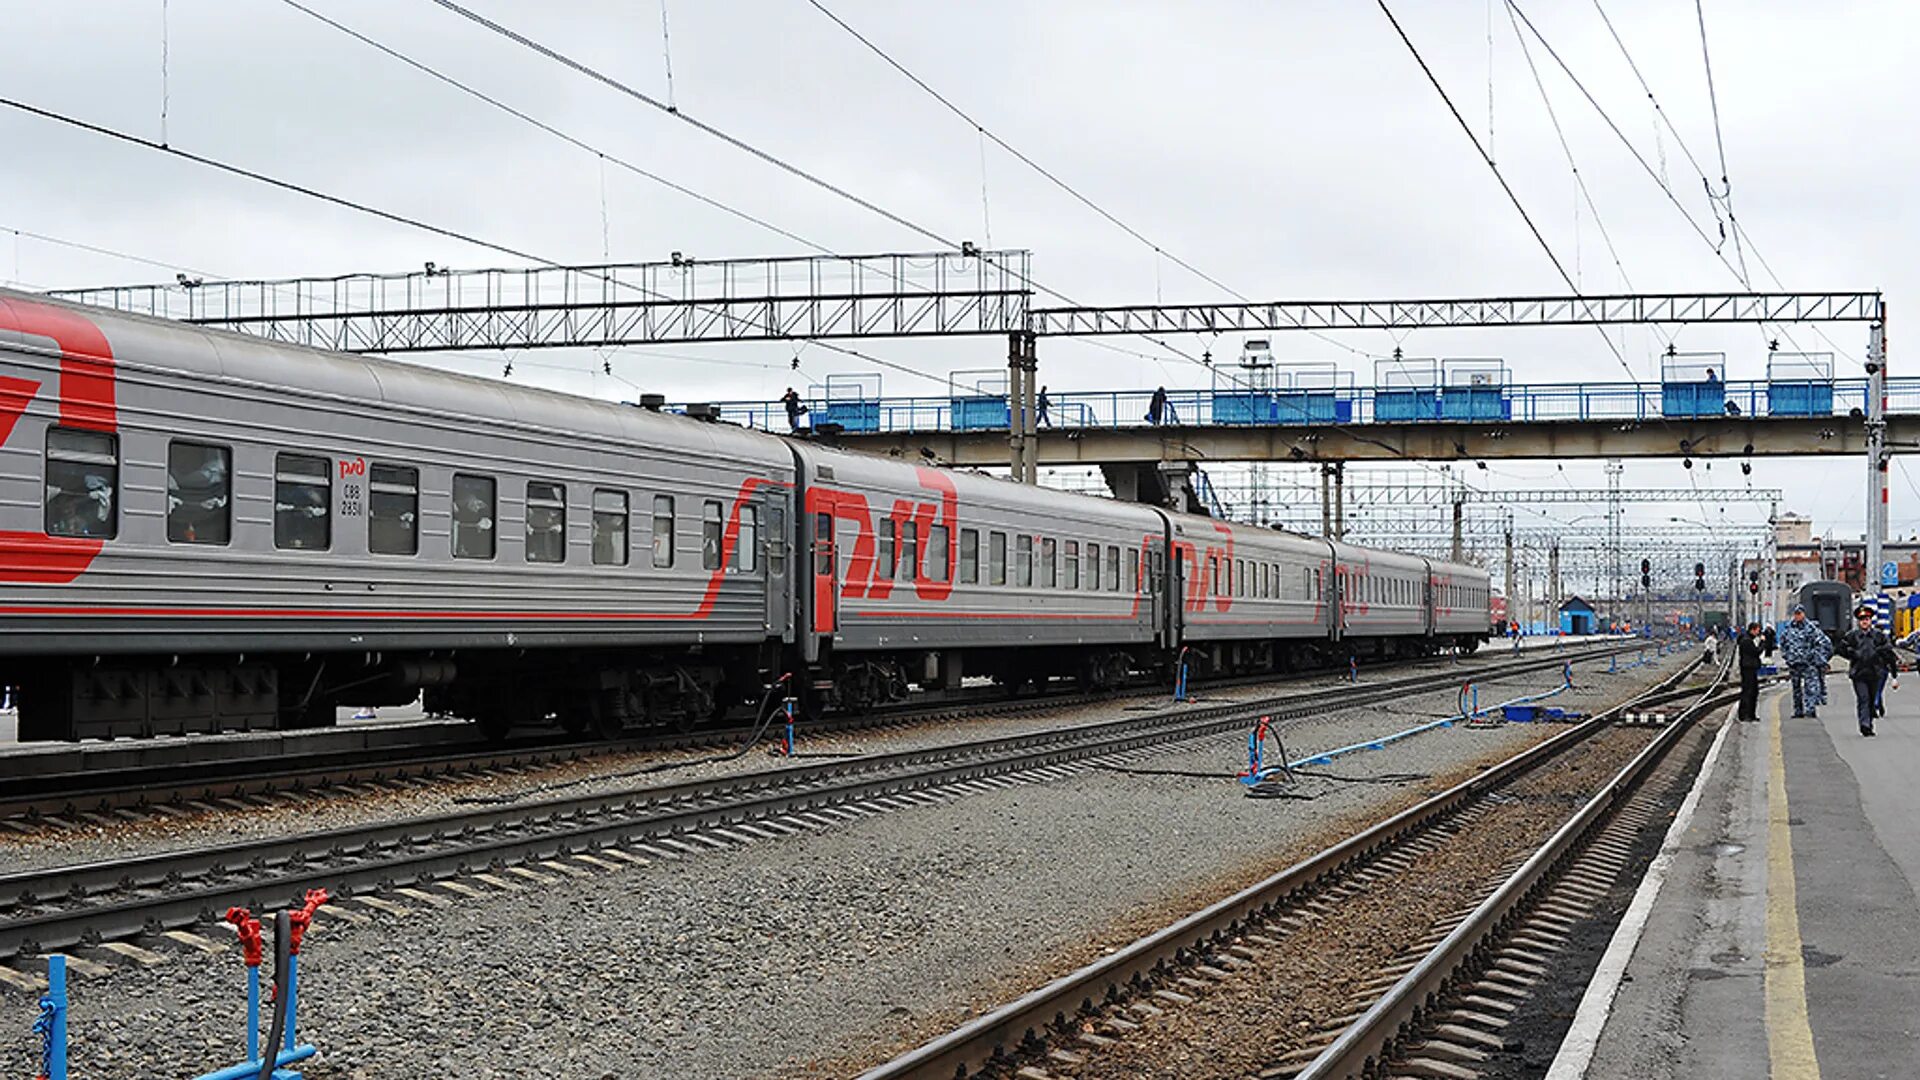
[
  {"x1": 1838, "y1": 606, "x2": 1900, "y2": 736},
  {"x1": 1736, "y1": 621, "x2": 1770, "y2": 722}
]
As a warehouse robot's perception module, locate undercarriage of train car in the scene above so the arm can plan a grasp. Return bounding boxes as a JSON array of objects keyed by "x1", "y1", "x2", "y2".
[{"x1": 7, "y1": 644, "x2": 776, "y2": 742}]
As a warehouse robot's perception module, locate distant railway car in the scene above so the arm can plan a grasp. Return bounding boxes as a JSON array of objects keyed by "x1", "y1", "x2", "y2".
[
  {"x1": 1430, "y1": 559, "x2": 1495, "y2": 647},
  {"x1": 0, "y1": 287, "x2": 1495, "y2": 742},
  {"x1": 1330, "y1": 542, "x2": 1434, "y2": 652},
  {"x1": 787, "y1": 442, "x2": 1163, "y2": 705},
  {"x1": 1796, "y1": 580, "x2": 1854, "y2": 639}
]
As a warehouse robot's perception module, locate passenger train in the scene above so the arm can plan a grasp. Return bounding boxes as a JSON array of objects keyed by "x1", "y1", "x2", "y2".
[{"x1": 0, "y1": 289, "x2": 1494, "y2": 741}]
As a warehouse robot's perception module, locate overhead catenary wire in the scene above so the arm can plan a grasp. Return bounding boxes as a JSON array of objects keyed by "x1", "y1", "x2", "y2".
[
  {"x1": 413, "y1": 0, "x2": 1217, "y2": 376},
  {"x1": 799, "y1": 0, "x2": 1373, "y2": 365},
  {"x1": 0, "y1": 93, "x2": 955, "y2": 391},
  {"x1": 1374, "y1": 0, "x2": 1645, "y2": 389},
  {"x1": 1693, "y1": 0, "x2": 1749, "y2": 284}
]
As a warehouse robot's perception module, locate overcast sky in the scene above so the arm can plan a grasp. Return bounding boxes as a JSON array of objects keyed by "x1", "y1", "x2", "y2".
[{"x1": 3, "y1": 0, "x2": 1913, "y2": 568}]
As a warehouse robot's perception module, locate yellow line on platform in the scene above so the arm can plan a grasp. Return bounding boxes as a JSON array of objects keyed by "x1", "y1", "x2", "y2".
[{"x1": 1766, "y1": 694, "x2": 1822, "y2": 1079}]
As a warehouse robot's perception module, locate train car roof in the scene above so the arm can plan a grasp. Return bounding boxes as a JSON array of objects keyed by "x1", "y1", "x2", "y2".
[
  {"x1": 0, "y1": 288, "x2": 793, "y2": 471},
  {"x1": 786, "y1": 439, "x2": 1166, "y2": 531}
]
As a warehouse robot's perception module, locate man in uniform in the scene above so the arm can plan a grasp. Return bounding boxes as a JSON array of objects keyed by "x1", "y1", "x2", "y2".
[
  {"x1": 1776, "y1": 605, "x2": 1832, "y2": 718},
  {"x1": 1838, "y1": 605, "x2": 1899, "y2": 736}
]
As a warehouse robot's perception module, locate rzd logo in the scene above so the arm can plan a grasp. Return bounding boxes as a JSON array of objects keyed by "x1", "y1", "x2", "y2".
[{"x1": 338, "y1": 457, "x2": 367, "y2": 479}]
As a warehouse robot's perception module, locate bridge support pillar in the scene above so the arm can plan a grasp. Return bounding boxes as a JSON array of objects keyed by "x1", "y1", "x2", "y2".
[
  {"x1": 1100, "y1": 462, "x2": 1206, "y2": 515},
  {"x1": 1005, "y1": 331, "x2": 1039, "y2": 484}
]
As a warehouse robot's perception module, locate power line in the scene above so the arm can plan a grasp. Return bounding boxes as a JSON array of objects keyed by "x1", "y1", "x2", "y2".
[
  {"x1": 1374, "y1": 1, "x2": 1577, "y2": 291},
  {"x1": 1512, "y1": 2, "x2": 1853, "y2": 366},
  {"x1": 1693, "y1": 0, "x2": 1749, "y2": 283},
  {"x1": 1375, "y1": 0, "x2": 1644, "y2": 388},
  {"x1": 1502, "y1": 2, "x2": 1633, "y2": 292},
  {"x1": 801, "y1": 0, "x2": 1243, "y2": 304},
  {"x1": 413, "y1": 0, "x2": 1288, "y2": 378},
  {"x1": 1, "y1": 223, "x2": 221, "y2": 280},
  {"x1": 426, "y1": 0, "x2": 959, "y2": 251},
  {"x1": 274, "y1": 0, "x2": 824, "y2": 253},
  {"x1": 0, "y1": 93, "x2": 954, "y2": 390},
  {"x1": 800, "y1": 0, "x2": 1374, "y2": 363}
]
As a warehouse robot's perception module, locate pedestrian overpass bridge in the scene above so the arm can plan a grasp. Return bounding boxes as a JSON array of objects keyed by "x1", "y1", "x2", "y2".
[{"x1": 696, "y1": 375, "x2": 1920, "y2": 466}]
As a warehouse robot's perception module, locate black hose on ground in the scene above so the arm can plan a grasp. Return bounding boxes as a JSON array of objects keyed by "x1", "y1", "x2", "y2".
[{"x1": 255, "y1": 909, "x2": 291, "y2": 1080}]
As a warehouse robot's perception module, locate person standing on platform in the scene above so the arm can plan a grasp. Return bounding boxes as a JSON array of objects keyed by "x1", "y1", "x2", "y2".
[
  {"x1": 1839, "y1": 605, "x2": 1899, "y2": 736},
  {"x1": 1736, "y1": 622, "x2": 1769, "y2": 722},
  {"x1": 1777, "y1": 605, "x2": 1832, "y2": 718}
]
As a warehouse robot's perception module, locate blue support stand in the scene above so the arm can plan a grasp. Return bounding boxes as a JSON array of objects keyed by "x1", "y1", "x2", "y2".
[
  {"x1": 780, "y1": 695, "x2": 797, "y2": 756},
  {"x1": 33, "y1": 954, "x2": 67, "y2": 1080},
  {"x1": 1349, "y1": 656, "x2": 1359, "y2": 683},
  {"x1": 1174, "y1": 648, "x2": 1192, "y2": 702}
]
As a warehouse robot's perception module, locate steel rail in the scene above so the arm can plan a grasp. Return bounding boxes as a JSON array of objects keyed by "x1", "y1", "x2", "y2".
[
  {"x1": 0, "y1": 644, "x2": 1636, "y2": 964},
  {"x1": 0, "y1": 646, "x2": 1579, "y2": 820},
  {"x1": 854, "y1": 647, "x2": 1702, "y2": 1080},
  {"x1": 1294, "y1": 651, "x2": 1734, "y2": 1079}
]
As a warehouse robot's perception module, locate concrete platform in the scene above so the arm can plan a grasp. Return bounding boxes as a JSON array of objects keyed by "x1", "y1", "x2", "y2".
[{"x1": 1551, "y1": 674, "x2": 1920, "y2": 1080}]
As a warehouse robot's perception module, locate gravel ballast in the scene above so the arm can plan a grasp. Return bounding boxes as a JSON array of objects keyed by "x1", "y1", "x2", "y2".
[{"x1": 0, "y1": 648, "x2": 1690, "y2": 1079}]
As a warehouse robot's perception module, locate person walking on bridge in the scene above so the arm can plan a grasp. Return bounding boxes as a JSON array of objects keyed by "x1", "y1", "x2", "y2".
[
  {"x1": 1736, "y1": 621, "x2": 1770, "y2": 722},
  {"x1": 1777, "y1": 605, "x2": 1832, "y2": 719},
  {"x1": 780, "y1": 387, "x2": 809, "y2": 431},
  {"x1": 1839, "y1": 605, "x2": 1899, "y2": 736}
]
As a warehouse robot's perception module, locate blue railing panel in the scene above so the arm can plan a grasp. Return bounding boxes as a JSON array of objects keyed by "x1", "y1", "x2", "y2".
[{"x1": 694, "y1": 376, "x2": 1913, "y2": 438}]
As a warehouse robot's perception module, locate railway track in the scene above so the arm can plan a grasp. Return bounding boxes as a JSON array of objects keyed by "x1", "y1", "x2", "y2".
[
  {"x1": 0, "y1": 640, "x2": 1638, "y2": 824},
  {"x1": 852, "y1": 647, "x2": 1722, "y2": 1080},
  {"x1": 0, "y1": 641, "x2": 1644, "y2": 976}
]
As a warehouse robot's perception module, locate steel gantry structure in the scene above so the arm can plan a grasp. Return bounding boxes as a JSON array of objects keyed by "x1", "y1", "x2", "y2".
[{"x1": 51, "y1": 251, "x2": 1888, "y2": 589}]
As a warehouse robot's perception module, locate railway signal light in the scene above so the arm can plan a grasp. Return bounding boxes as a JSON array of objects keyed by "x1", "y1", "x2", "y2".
[{"x1": 1749, "y1": 570, "x2": 1762, "y2": 595}]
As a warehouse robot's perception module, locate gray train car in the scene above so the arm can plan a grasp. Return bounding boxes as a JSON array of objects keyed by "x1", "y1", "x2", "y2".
[
  {"x1": 0, "y1": 290, "x2": 792, "y2": 740},
  {"x1": 789, "y1": 442, "x2": 1164, "y2": 704},
  {"x1": 1329, "y1": 541, "x2": 1432, "y2": 652},
  {"x1": 1168, "y1": 515, "x2": 1337, "y2": 673},
  {"x1": 1429, "y1": 557, "x2": 1495, "y2": 646}
]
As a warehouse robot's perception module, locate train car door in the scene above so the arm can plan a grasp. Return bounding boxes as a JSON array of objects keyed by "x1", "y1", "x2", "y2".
[
  {"x1": 764, "y1": 492, "x2": 792, "y2": 642},
  {"x1": 806, "y1": 504, "x2": 839, "y2": 662},
  {"x1": 1145, "y1": 535, "x2": 1172, "y2": 647}
]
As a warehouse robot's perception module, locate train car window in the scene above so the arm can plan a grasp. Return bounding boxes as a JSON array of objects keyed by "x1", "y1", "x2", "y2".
[
  {"x1": 166, "y1": 441, "x2": 231, "y2": 545},
  {"x1": 877, "y1": 518, "x2": 896, "y2": 579},
  {"x1": 1106, "y1": 546, "x2": 1121, "y2": 592},
  {"x1": 1040, "y1": 537, "x2": 1057, "y2": 587},
  {"x1": 1128, "y1": 547, "x2": 1140, "y2": 592},
  {"x1": 737, "y1": 505, "x2": 760, "y2": 573},
  {"x1": 814, "y1": 512, "x2": 832, "y2": 574},
  {"x1": 652, "y1": 496, "x2": 675, "y2": 568},
  {"x1": 701, "y1": 500, "x2": 723, "y2": 570},
  {"x1": 273, "y1": 453, "x2": 331, "y2": 551},
  {"x1": 926, "y1": 523, "x2": 949, "y2": 583},
  {"x1": 1087, "y1": 543, "x2": 1102, "y2": 590},
  {"x1": 1237, "y1": 559, "x2": 1247, "y2": 598},
  {"x1": 451, "y1": 474, "x2": 497, "y2": 559},
  {"x1": 367, "y1": 464, "x2": 419, "y2": 555},
  {"x1": 1016, "y1": 534, "x2": 1033, "y2": 587},
  {"x1": 592, "y1": 489, "x2": 629, "y2": 566},
  {"x1": 45, "y1": 427, "x2": 119, "y2": 539},
  {"x1": 989, "y1": 530, "x2": 1007, "y2": 585},
  {"x1": 527, "y1": 482, "x2": 567, "y2": 564},
  {"x1": 900, "y1": 518, "x2": 918, "y2": 580},
  {"x1": 959, "y1": 527, "x2": 979, "y2": 583},
  {"x1": 767, "y1": 505, "x2": 786, "y2": 577},
  {"x1": 1064, "y1": 540, "x2": 1080, "y2": 589}
]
